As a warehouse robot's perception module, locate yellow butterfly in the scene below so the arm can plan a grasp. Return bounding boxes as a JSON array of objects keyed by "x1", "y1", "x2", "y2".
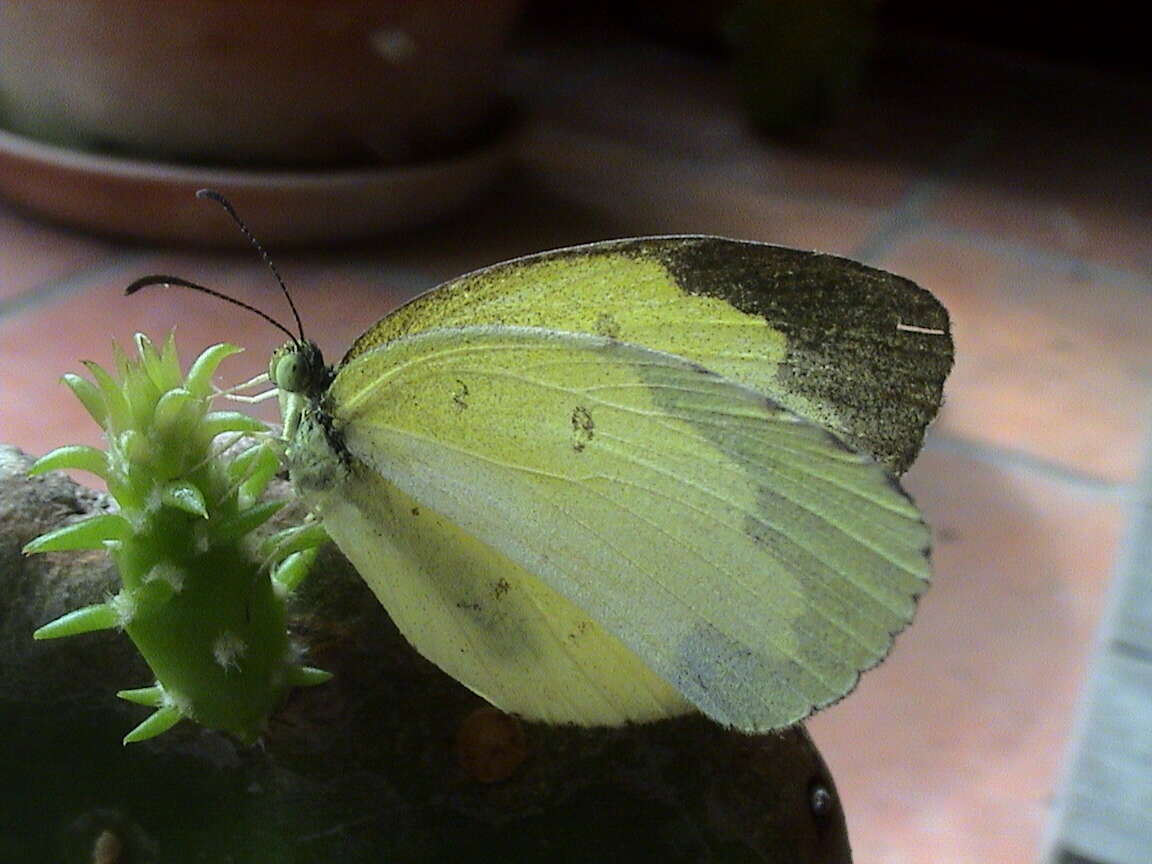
[{"x1": 134, "y1": 219, "x2": 952, "y2": 734}]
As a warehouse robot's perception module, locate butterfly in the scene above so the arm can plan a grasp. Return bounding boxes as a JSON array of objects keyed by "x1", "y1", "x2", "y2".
[{"x1": 133, "y1": 210, "x2": 952, "y2": 734}]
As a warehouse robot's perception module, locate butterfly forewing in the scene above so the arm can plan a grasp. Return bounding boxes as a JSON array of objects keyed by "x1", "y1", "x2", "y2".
[{"x1": 342, "y1": 237, "x2": 952, "y2": 474}]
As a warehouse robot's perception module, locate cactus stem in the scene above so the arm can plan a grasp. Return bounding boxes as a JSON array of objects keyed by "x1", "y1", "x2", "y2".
[
  {"x1": 30, "y1": 335, "x2": 319, "y2": 744},
  {"x1": 144, "y1": 562, "x2": 187, "y2": 593}
]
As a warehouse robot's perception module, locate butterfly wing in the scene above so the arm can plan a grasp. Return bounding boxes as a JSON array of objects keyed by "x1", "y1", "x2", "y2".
[
  {"x1": 308, "y1": 326, "x2": 931, "y2": 732},
  {"x1": 305, "y1": 458, "x2": 692, "y2": 726},
  {"x1": 344, "y1": 237, "x2": 953, "y2": 474}
]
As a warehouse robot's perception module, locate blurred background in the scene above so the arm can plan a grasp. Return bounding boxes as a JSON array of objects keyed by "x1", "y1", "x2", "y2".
[{"x1": 1, "y1": 2, "x2": 1148, "y2": 862}]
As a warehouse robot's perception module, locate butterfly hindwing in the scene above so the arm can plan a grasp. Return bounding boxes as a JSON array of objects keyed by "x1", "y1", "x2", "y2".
[
  {"x1": 306, "y1": 456, "x2": 693, "y2": 726},
  {"x1": 306, "y1": 326, "x2": 931, "y2": 732}
]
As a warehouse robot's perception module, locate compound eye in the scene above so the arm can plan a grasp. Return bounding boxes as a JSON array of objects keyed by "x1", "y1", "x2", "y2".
[{"x1": 273, "y1": 347, "x2": 308, "y2": 393}]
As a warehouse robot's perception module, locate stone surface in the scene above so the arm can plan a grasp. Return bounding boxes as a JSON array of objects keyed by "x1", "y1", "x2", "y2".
[{"x1": 0, "y1": 447, "x2": 850, "y2": 864}]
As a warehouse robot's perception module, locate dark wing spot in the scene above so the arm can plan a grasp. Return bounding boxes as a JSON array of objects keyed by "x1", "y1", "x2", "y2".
[
  {"x1": 595, "y1": 312, "x2": 621, "y2": 339},
  {"x1": 568, "y1": 620, "x2": 592, "y2": 641},
  {"x1": 453, "y1": 379, "x2": 470, "y2": 409},
  {"x1": 493, "y1": 578, "x2": 511, "y2": 599},
  {"x1": 411, "y1": 506, "x2": 421, "y2": 517},
  {"x1": 571, "y1": 406, "x2": 595, "y2": 452}
]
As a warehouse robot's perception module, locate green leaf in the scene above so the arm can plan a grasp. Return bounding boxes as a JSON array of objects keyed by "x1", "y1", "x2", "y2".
[
  {"x1": 201, "y1": 410, "x2": 268, "y2": 440},
  {"x1": 33, "y1": 602, "x2": 121, "y2": 638},
  {"x1": 117, "y1": 684, "x2": 165, "y2": 707},
  {"x1": 161, "y1": 480, "x2": 208, "y2": 518},
  {"x1": 263, "y1": 521, "x2": 330, "y2": 561},
  {"x1": 185, "y1": 343, "x2": 243, "y2": 398},
  {"x1": 24, "y1": 513, "x2": 133, "y2": 552},
  {"x1": 82, "y1": 361, "x2": 131, "y2": 430},
  {"x1": 134, "y1": 332, "x2": 174, "y2": 392},
  {"x1": 134, "y1": 330, "x2": 158, "y2": 361},
  {"x1": 124, "y1": 367, "x2": 162, "y2": 430},
  {"x1": 62, "y1": 373, "x2": 107, "y2": 426},
  {"x1": 272, "y1": 548, "x2": 317, "y2": 592},
  {"x1": 235, "y1": 443, "x2": 280, "y2": 507},
  {"x1": 112, "y1": 340, "x2": 132, "y2": 378},
  {"x1": 158, "y1": 331, "x2": 183, "y2": 387},
  {"x1": 115, "y1": 428, "x2": 151, "y2": 465},
  {"x1": 123, "y1": 706, "x2": 183, "y2": 744},
  {"x1": 210, "y1": 500, "x2": 284, "y2": 543},
  {"x1": 29, "y1": 445, "x2": 108, "y2": 479},
  {"x1": 288, "y1": 666, "x2": 333, "y2": 687},
  {"x1": 153, "y1": 388, "x2": 198, "y2": 435}
]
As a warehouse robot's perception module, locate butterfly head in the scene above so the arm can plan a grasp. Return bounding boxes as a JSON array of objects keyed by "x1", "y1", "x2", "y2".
[
  {"x1": 270, "y1": 339, "x2": 329, "y2": 443},
  {"x1": 270, "y1": 339, "x2": 328, "y2": 397}
]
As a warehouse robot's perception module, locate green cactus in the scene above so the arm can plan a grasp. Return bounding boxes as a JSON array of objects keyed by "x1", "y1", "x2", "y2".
[{"x1": 24, "y1": 332, "x2": 330, "y2": 744}]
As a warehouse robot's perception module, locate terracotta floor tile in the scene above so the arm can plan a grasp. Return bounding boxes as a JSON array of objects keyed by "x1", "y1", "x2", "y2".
[
  {"x1": 512, "y1": 39, "x2": 922, "y2": 208},
  {"x1": 353, "y1": 174, "x2": 646, "y2": 282},
  {"x1": 0, "y1": 251, "x2": 431, "y2": 461},
  {"x1": 521, "y1": 129, "x2": 885, "y2": 255},
  {"x1": 512, "y1": 38, "x2": 750, "y2": 161},
  {"x1": 876, "y1": 231, "x2": 1152, "y2": 484},
  {"x1": 0, "y1": 202, "x2": 115, "y2": 301},
  {"x1": 809, "y1": 446, "x2": 1124, "y2": 864},
  {"x1": 930, "y1": 150, "x2": 1152, "y2": 278},
  {"x1": 922, "y1": 63, "x2": 1152, "y2": 276}
]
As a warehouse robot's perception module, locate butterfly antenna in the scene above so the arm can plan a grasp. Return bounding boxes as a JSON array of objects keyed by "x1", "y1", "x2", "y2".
[
  {"x1": 125, "y1": 275, "x2": 299, "y2": 343},
  {"x1": 195, "y1": 188, "x2": 306, "y2": 342}
]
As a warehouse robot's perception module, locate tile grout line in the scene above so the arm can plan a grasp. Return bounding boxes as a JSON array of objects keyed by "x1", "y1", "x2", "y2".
[
  {"x1": 920, "y1": 224, "x2": 1152, "y2": 290},
  {"x1": 850, "y1": 130, "x2": 996, "y2": 265},
  {"x1": 840, "y1": 118, "x2": 1150, "y2": 288},
  {"x1": 528, "y1": 123, "x2": 1152, "y2": 290},
  {"x1": 849, "y1": 179, "x2": 936, "y2": 265},
  {"x1": 922, "y1": 434, "x2": 1139, "y2": 499},
  {"x1": 0, "y1": 248, "x2": 155, "y2": 321},
  {"x1": 1113, "y1": 640, "x2": 1152, "y2": 664},
  {"x1": 1040, "y1": 391, "x2": 1152, "y2": 864}
]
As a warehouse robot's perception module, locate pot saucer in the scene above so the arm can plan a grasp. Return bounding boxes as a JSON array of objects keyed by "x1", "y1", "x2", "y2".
[{"x1": 0, "y1": 122, "x2": 514, "y2": 247}]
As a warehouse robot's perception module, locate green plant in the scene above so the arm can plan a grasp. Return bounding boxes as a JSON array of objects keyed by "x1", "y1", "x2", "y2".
[{"x1": 24, "y1": 333, "x2": 329, "y2": 744}]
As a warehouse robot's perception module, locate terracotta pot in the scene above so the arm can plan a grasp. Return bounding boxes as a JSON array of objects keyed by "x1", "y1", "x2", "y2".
[{"x1": 0, "y1": 0, "x2": 523, "y2": 167}]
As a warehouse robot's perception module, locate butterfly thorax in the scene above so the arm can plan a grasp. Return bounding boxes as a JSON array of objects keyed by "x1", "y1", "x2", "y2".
[
  {"x1": 270, "y1": 339, "x2": 329, "y2": 438},
  {"x1": 269, "y1": 338, "x2": 352, "y2": 490},
  {"x1": 285, "y1": 402, "x2": 352, "y2": 496},
  {"x1": 271, "y1": 340, "x2": 352, "y2": 497}
]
